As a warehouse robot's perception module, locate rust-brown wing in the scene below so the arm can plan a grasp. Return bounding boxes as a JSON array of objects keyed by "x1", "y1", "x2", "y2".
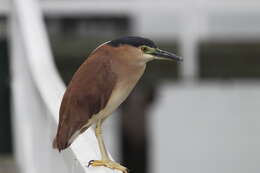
[{"x1": 53, "y1": 53, "x2": 117, "y2": 151}]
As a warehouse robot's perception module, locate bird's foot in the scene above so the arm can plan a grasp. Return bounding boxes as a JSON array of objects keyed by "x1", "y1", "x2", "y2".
[{"x1": 88, "y1": 160, "x2": 128, "y2": 173}]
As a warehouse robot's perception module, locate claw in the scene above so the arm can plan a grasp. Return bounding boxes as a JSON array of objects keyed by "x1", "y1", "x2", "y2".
[
  {"x1": 87, "y1": 160, "x2": 94, "y2": 167},
  {"x1": 87, "y1": 160, "x2": 128, "y2": 173}
]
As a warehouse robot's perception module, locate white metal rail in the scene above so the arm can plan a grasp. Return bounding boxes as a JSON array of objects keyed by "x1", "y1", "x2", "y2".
[
  {"x1": 10, "y1": 0, "x2": 119, "y2": 173},
  {"x1": 7, "y1": 0, "x2": 260, "y2": 173},
  {"x1": 4, "y1": 0, "x2": 260, "y2": 79}
]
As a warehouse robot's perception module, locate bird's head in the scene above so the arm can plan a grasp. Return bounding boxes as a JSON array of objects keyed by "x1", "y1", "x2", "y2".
[{"x1": 107, "y1": 36, "x2": 183, "y2": 64}]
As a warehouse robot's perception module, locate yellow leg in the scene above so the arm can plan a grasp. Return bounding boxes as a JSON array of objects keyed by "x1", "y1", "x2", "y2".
[
  {"x1": 95, "y1": 120, "x2": 109, "y2": 160},
  {"x1": 88, "y1": 120, "x2": 128, "y2": 173}
]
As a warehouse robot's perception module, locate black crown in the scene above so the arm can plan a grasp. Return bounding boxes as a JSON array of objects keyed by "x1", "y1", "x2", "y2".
[{"x1": 108, "y1": 36, "x2": 157, "y2": 48}]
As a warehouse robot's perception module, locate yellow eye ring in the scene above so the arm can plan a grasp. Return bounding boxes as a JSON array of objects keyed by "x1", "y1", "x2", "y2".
[{"x1": 141, "y1": 46, "x2": 149, "y2": 52}]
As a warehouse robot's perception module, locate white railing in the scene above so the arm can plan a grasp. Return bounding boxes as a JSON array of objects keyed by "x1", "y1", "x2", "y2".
[
  {"x1": 7, "y1": 0, "x2": 260, "y2": 173},
  {"x1": 9, "y1": 0, "x2": 119, "y2": 173},
  {"x1": 40, "y1": 0, "x2": 260, "y2": 79},
  {"x1": 3, "y1": 0, "x2": 260, "y2": 80}
]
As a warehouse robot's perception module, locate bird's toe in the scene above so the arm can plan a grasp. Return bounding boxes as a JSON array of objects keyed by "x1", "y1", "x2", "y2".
[{"x1": 87, "y1": 160, "x2": 128, "y2": 173}]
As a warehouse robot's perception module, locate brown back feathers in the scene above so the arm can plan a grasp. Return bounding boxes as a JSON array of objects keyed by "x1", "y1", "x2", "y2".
[{"x1": 53, "y1": 48, "x2": 117, "y2": 151}]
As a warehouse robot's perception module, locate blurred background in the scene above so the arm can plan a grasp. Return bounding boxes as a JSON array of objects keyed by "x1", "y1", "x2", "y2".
[{"x1": 1, "y1": 0, "x2": 260, "y2": 173}]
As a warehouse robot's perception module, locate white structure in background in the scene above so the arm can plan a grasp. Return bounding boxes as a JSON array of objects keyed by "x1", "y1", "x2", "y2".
[
  {"x1": 150, "y1": 84, "x2": 260, "y2": 173},
  {"x1": 3, "y1": 0, "x2": 260, "y2": 172}
]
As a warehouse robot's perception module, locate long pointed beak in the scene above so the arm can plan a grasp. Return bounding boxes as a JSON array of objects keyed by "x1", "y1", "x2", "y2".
[{"x1": 152, "y1": 49, "x2": 183, "y2": 62}]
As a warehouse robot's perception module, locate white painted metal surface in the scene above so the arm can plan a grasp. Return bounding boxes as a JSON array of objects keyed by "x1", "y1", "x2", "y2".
[
  {"x1": 150, "y1": 83, "x2": 260, "y2": 173},
  {"x1": 6, "y1": 0, "x2": 260, "y2": 172},
  {"x1": 0, "y1": 0, "x2": 8, "y2": 15},
  {"x1": 9, "y1": 0, "x2": 120, "y2": 173}
]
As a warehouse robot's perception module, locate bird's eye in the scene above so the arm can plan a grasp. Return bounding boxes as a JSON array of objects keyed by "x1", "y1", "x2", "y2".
[{"x1": 141, "y1": 46, "x2": 149, "y2": 52}]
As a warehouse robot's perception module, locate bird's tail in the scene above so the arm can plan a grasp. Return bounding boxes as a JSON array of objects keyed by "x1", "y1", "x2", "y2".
[
  {"x1": 52, "y1": 134, "x2": 71, "y2": 152},
  {"x1": 52, "y1": 137, "x2": 58, "y2": 149},
  {"x1": 52, "y1": 124, "x2": 78, "y2": 152},
  {"x1": 52, "y1": 120, "x2": 92, "y2": 151}
]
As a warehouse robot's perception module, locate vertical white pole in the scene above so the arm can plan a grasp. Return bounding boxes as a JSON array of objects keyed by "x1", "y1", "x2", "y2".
[
  {"x1": 9, "y1": 9, "x2": 38, "y2": 173},
  {"x1": 179, "y1": 2, "x2": 207, "y2": 81}
]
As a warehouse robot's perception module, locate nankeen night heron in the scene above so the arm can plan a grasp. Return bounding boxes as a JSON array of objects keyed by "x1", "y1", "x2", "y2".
[{"x1": 53, "y1": 36, "x2": 182, "y2": 173}]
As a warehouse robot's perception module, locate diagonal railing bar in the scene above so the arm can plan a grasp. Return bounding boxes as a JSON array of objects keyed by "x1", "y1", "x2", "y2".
[{"x1": 10, "y1": 0, "x2": 119, "y2": 172}]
